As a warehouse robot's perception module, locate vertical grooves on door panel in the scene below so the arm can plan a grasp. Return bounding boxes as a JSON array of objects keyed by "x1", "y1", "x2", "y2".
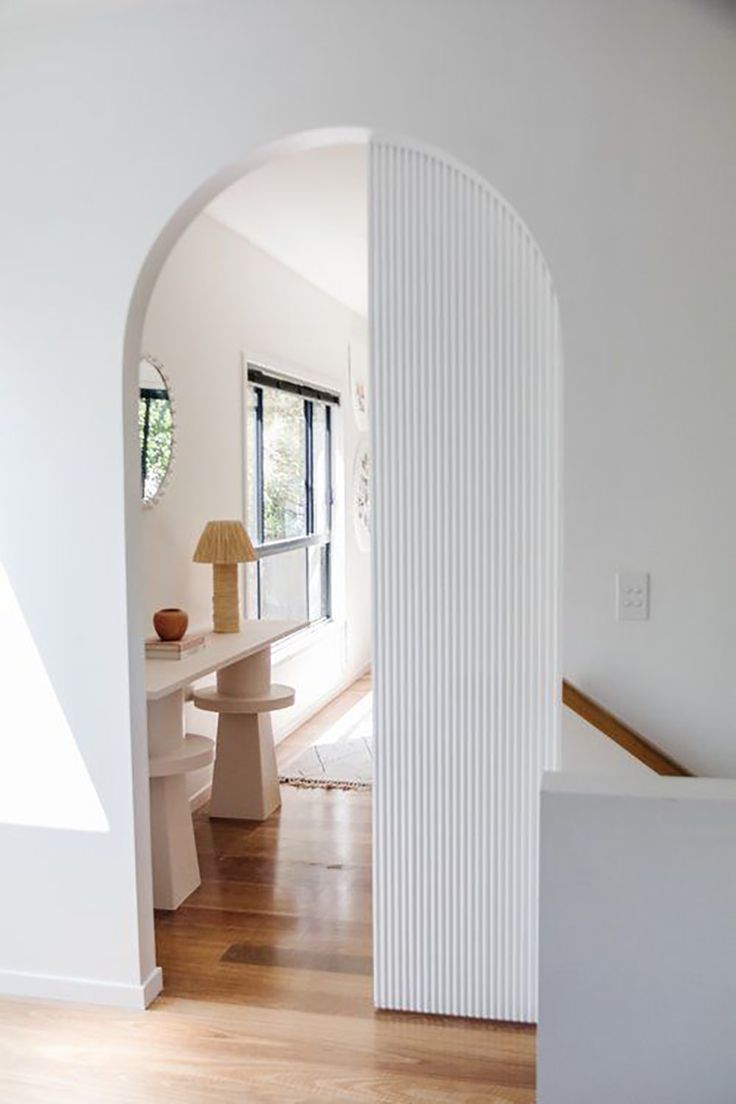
[{"x1": 370, "y1": 136, "x2": 561, "y2": 1023}]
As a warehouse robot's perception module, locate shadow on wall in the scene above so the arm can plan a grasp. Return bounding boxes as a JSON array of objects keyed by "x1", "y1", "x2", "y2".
[
  {"x1": 0, "y1": 561, "x2": 108, "y2": 832},
  {"x1": 700, "y1": 0, "x2": 736, "y2": 18}
]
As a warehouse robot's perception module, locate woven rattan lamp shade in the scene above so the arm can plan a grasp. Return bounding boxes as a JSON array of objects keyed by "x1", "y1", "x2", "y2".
[
  {"x1": 193, "y1": 520, "x2": 257, "y2": 565},
  {"x1": 193, "y1": 521, "x2": 257, "y2": 633}
]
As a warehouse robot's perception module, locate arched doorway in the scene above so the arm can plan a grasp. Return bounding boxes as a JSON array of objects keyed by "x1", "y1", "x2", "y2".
[{"x1": 124, "y1": 128, "x2": 561, "y2": 1023}]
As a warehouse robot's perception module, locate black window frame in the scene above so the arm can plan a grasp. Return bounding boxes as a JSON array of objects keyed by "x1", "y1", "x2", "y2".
[{"x1": 247, "y1": 366, "x2": 338, "y2": 625}]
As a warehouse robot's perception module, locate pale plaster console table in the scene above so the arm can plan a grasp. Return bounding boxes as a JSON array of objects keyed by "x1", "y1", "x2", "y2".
[{"x1": 145, "y1": 620, "x2": 302, "y2": 909}]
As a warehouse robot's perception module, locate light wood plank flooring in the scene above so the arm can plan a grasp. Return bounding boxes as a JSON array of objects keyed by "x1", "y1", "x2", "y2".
[{"x1": 0, "y1": 676, "x2": 536, "y2": 1102}]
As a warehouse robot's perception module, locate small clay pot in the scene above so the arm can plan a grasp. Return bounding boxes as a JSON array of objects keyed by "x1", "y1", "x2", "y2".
[{"x1": 153, "y1": 608, "x2": 189, "y2": 642}]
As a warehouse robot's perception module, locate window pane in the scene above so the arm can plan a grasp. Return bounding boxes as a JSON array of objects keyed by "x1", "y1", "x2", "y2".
[
  {"x1": 308, "y1": 544, "x2": 330, "y2": 621},
  {"x1": 244, "y1": 561, "x2": 258, "y2": 619},
  {"x1": 312, "y1": 403, "x2": 330, "y2": 536},
  {"x1": 262, "y1": 389, "x2": 306, "y2": 541},
  {"x1": 260, "y1": 549, "x2": 308, "y2": 621}
]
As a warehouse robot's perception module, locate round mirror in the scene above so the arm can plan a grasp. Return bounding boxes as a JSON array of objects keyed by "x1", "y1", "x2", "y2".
[{"x1": 139, "y1": 355, "x2": 174, "y2": 505}]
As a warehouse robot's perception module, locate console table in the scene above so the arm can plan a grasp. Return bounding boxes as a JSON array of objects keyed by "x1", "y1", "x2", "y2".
[{"x1": 145, "y1": 620, "x2": 302, "y2": 909}]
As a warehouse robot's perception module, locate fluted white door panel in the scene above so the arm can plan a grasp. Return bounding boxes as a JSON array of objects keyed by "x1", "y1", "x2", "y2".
[{"x1": 370, "y1": 137, "x2": 561, "y2": 1023}]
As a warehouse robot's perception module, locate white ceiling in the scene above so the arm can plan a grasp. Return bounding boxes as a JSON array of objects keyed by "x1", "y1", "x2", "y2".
[{"x1": 206, "y1": 143, "x2": 368, "y2": 317}]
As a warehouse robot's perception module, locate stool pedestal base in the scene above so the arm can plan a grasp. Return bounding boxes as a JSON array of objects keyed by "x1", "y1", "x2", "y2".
[
  {"x1": 210, "y1": 713, "x2": 280, "y2": 820},
  {"x1": 149, "y1": 774, "x2": 200, "y2": 910},
  {"x1": 193, "y1": 647, "x2": 294, "y2": 822},
  {"x1": 147, "y1": 692, "x2": 214, "y2": 910}
]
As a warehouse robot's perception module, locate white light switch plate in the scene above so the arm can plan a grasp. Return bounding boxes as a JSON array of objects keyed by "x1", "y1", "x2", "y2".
[{"x1": 616, "y1": 571, "x2": 649, "y2": 621}]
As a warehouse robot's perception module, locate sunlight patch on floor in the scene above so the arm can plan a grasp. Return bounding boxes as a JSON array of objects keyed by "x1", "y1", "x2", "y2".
[{"x1": 312, "y1": 691, "x2": 372, "y2": 747}]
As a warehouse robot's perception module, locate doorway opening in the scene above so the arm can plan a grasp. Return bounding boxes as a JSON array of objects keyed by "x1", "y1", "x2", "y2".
[
  {"x1": 124, "y1": 127, "x2": 561, "y2": 1022},
  {"x1": 131, "y1": 133, "x2": 375, "y2": 1009}
]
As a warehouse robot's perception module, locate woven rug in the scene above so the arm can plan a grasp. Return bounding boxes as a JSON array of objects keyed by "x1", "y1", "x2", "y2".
[{"x1": 280, "y1": 693, "x2": 373, "y2": 790}]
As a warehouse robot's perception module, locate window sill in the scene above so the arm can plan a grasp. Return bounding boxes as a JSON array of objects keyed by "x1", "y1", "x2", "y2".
[{"x1": 271, "y1": 618, "x2": 343, "y2": 666}]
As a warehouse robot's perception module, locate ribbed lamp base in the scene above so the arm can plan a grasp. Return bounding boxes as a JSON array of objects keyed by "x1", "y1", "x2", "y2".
[{"x1": 212, "y1": 563, "x2": 240, "y2": 633}]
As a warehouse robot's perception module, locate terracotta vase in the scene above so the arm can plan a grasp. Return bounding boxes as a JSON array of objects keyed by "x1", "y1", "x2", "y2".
[{"x1": 153, "y1": 607, "x2": 189, "y2": 642}]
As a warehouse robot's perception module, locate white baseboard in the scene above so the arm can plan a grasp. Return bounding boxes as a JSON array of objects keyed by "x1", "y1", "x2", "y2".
[
  {"x1": 0, "y1": 964, "x2": 163, "y2": 1010},
  {"x1": 143, "y1": 965, "x2": 164, "y2": 1006},
  {"x1": 189, "y1": 783, "x2": 211, "y2": 813},
  {"x1": 187, "y1": 663, "x2": 371, "y2": 813}
]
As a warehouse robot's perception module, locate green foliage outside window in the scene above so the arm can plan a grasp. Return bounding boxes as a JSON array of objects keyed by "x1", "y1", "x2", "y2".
[
  {"x1": 139, "y1": 393, "x2": 173, "y2": 502},
  {"x1": 261, "y1": 388, "x2": 306, "y2": 541}
]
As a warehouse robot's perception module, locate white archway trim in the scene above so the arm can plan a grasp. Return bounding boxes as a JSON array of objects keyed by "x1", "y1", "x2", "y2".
[
  {"x1": 123, "y1": 127, "x2": 560, "y2": 1021},
  {"x1": 370, "y1": 136, "x2": 561, "y2": 1022}
]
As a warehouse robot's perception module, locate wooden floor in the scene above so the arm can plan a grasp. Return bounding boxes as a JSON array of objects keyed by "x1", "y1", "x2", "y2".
[{"x1": 0, "y1": 676, "x2": 536, "y2": 1102}]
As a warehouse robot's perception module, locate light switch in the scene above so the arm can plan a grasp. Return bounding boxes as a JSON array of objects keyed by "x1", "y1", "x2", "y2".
[{"x1": 616, "y1": 571, "x2": 649, "y2": 621}]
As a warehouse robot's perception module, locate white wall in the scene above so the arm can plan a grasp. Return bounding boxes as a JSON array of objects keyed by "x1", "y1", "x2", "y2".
[
  {"x1": 538, "y1": 773, "x2": 736, "y2": 1102},
  {"x1": 561, "y1": 707, "x2": 653, "y2": 778},
  {"x1": 141, "y1": 211, "x2": 371, "y2": 787},
  {"x1": 1, "y1": 0, "x2": 735, "y2": 1005},
  {"x1": 207, "y1": 144, "x2": 368, "y2": 315}
]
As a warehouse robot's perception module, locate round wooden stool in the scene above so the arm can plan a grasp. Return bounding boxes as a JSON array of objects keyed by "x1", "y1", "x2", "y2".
[{"x1": 193, "y1": 649, "x2": 294, "y2": 820}]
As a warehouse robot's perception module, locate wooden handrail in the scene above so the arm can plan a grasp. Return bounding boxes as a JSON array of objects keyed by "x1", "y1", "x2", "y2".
[{"x1": 562, "y1": 679, "x2": 692, "y2": 777}]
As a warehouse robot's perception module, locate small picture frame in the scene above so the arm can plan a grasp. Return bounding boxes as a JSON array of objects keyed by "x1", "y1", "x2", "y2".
[
  {"x1": 352, "y1": 439, "x2": 371, "y2": 552},
  {"x1": 349, "y1": 340, "x2": 369, "y2": 432}
]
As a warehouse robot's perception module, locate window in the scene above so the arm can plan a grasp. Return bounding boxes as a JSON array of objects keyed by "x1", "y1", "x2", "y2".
[{"x1": 246, "y1": 366, "x2": 338, "y2": 624}]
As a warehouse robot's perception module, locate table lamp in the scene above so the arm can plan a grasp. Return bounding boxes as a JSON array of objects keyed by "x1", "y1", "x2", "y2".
[{"x1": 193, "y1": 520, "x2": 257, "y2": 633}]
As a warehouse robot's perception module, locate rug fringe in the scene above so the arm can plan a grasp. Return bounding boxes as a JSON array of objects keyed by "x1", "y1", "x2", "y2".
[{"x1": 279, "y1": 777, "x2": 371, "y2": 792}]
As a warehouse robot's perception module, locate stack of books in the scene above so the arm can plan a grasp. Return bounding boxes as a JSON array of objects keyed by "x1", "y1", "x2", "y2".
[{"x1": 145, "y1": 633, "x2": 206, "y2": 660}]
